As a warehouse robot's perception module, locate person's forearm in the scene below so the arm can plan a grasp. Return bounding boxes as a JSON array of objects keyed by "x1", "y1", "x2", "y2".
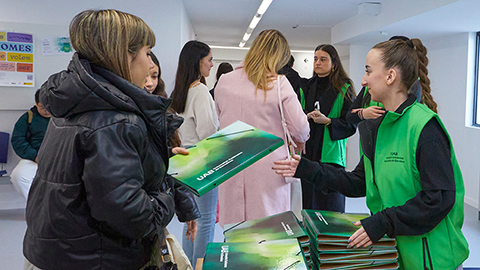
[{"x1": 295, "y1": 157, "x2": 366, "y2": 197}]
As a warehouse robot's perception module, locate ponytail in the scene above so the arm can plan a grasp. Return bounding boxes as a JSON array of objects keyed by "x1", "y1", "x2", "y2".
[{"x1": 411, "y1": 38, "x2": 438, "y2": 113}]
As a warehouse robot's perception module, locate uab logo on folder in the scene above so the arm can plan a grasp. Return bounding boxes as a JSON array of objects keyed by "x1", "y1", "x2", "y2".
[
  {"x1": 168, "y1": 121, "x2": 284, "y2": 196},
  {"x1": 197, "y1": 169, "x2": 214, "y2": 181}
]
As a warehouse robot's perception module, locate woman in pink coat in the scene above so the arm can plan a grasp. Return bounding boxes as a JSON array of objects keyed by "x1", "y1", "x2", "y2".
[{"x1": 215, "y1": 29, "x2": 310, "y2": 227}]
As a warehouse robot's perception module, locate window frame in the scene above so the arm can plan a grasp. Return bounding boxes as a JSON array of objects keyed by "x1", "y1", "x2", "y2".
[{"x1": 474, "y1": 32, "x2": 480, "y2": 127}]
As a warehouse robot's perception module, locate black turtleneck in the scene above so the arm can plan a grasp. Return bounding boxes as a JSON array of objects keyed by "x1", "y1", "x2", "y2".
[{"x1": 314, "y1": 75, "x2": 330, "y2": 104}]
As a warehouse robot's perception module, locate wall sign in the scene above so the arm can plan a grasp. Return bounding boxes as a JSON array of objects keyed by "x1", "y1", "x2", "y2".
[
  {"x1": 0, "y1": 31, "x2": 34, "y2": 87},
  {"x1": 42, "y1": 36, "x2": 72, "y2": 56}
]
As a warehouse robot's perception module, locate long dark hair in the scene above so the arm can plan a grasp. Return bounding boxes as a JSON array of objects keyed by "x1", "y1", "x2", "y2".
[
  {"x1": 170, "y1": 40, "x2": 211, "y2": 113},
  {"x1": 149, "y1": 52, "x2": 166, "y2": 97},
  {"x1": 315, "y1": 44, "x2": 355, "y2": 98},
  {"x1": 216, "y1": 62, "x2": 234, "y2": 81}
]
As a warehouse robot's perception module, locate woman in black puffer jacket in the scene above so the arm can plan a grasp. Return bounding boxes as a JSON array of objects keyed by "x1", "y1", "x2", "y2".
[{"x1": 23, "y1": 9, "x2": 199, "y2": 270}]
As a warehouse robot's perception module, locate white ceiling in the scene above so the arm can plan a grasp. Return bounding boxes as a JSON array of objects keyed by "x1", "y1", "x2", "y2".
[{"x1": 182, "y1": 0, "x2": 480, "y2": 50}]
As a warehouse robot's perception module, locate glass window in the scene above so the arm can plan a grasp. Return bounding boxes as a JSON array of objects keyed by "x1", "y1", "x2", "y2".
[{"x1": 474, "y1": 32, "x2": 480, "y2": 126}]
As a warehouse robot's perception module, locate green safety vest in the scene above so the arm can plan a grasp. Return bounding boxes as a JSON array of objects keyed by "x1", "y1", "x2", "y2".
[
  {"x1": 300, "y1": 83, "x2": 350, "y2": 167},
  {"x1": 363, "y1": 102, "x2": 469, "y2": 270},
  {"x1": 321, "y1": 83, "x2": 349, "y2": 167}
]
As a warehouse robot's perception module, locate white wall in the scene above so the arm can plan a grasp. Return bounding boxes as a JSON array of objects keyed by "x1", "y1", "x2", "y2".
[
  {"x1": 291, "y1": 51, "x2": 315, "y2": 79},
  {"x1": 345, "y1": 44, "x2": 373, "y2": 171},
  {"x1": 331, "y1": 0, "x2": 458, "y2": 45},
  {"x1": 162, "y1": 2, "x2": 196, "y2": 94},
  {"x1": 425, "y1": 33, "x2": 480, "y2": 207},
  {"x1": 0, "y1": 0, "x2": 194, "y2": 176}
]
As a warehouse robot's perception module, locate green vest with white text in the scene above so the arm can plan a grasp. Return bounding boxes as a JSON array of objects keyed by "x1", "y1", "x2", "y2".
[
  {"x1": 362, "y1": 102, "x2": 468, "y2": 270},
  {"x1": 320, "y1": 83, "x2": 349, "y2": 167}
]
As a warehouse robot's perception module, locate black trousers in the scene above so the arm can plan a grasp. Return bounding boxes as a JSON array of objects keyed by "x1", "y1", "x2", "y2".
[{"x1": 301, "y1": 163, "x2": 345, "y2": 213}]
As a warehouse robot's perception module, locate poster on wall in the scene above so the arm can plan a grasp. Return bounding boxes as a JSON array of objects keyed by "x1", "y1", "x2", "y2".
[
  {"x1": 42, "y1": 36, "x2": 73, "y2": 56},
  {"x1": 0, "y1": 31, "x2": 35, "y2": 87}
]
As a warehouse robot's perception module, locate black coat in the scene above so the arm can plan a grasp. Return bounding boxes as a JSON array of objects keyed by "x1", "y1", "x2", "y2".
[
  {"x1": 301, "y1": 76, "x2": 356, "y2": 163},
  {"x1": 24, "y1": 53, "x2": 199, "y2": 270},
  {"x1": 278, "y1": 65, "x2": 302, "y2": 96}
]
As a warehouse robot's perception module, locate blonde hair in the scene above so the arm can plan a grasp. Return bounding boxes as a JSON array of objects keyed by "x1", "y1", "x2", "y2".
[
  {"x1": 244, "y1": 29, "x2": 290, "y2": 94},
  {"x1": 69, "y1": 9, "x2": 155, "y2": 82}
]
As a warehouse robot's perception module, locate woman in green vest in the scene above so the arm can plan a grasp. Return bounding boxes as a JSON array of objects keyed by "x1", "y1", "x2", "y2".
[
  {"x1": 300, "y1": 44, "x2": 356, "y2": 213},
  {"x1": 273, "y1": 38, "x2": 469, "y2": 270}
]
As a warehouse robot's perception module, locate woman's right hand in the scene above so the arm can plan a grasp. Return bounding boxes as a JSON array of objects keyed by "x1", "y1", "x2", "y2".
[
  {"x1": 348, "y1": 221, "x2": 373, "y2": 248},
  {"x1": 272, "y1": 154, "x2": 301, "y2": 177},
  {"x1": 352, "y1": 106, "x2": 384, "y2": 120},
  {"x1": 307, "y1": 110, "x2": 330, "y2": 124},
  {"x1": 292, "y1": 138, "x2": 305, "y2": 155},
  {"x1": 185, "y1": 219, "x2": 198, "y2": 241}
]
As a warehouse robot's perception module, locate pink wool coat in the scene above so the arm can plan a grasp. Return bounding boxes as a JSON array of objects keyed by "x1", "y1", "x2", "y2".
[{"x1": 215, "y1": 64, "x2": 310, "y2": 227}]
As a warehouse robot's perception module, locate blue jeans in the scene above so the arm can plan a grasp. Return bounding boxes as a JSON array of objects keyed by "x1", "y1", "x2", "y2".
[{"x1": 182, "y1": 187, "x2": 218, "y2": 269}]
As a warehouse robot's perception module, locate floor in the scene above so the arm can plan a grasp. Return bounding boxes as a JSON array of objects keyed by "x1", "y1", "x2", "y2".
[{"x1": 0, "y1": 198, "x2": 478, "y2": 269}]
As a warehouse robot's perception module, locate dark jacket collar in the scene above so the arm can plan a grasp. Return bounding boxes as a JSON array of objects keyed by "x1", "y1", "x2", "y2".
[
  {"x1": 381, "y1": 94, "x2": 417, "y2": 124},
  {"x1": 39, "y1": 53, "x2": 175, "y2": 161},
  {"x1": 359, "y1": 94, "x2": 417, "y2": 161},
  {"x1": 394, "y1": 94, "x2": 416, "y2": 114},
  {"x1": 40, "y1": 53, "x2": 170, "y2": 122}
]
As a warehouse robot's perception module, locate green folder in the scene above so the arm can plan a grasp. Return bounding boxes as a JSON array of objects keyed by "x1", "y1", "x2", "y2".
[
  {"x1": 224, "y1": 211, "x2": 310, "y2": 245},
  {"x1": 318, "y1": 252, "x2": 398, "y2": 263},
  {"x1": 202, "y1": 239, "x2": 308, "y2": 270},
  {"x1": 302, "y1": 210, "x2": 395, "y2": 244},
  {"x1": 167, "y1": 121, "x2": 284, "y2": 196},
  {"x1": 318, "y1": 261, "x2": 399, "y2": 270}
]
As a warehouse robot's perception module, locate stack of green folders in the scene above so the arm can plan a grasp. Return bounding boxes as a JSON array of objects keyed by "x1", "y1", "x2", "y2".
[
  {"x1": 202, "y1": 211, "x2": 311, "y2": 270},
  {"x1": 301, "y1": 210, "x2": 399, "y2": 270}
]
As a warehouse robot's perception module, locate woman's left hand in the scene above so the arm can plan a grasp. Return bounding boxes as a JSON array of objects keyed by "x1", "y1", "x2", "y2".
[
  {"x1": 172, "y1": 147, "x2": 189, "y2": 155},
  {"x1": 348, "y1": 221, "x2": 373, "y2": 248},
  {"x1": 307, "y1": 110, "x2": 331, "y2": 125},
  {"x1": 185, "y1": 219, "x2": 198, "y2": 241}
]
